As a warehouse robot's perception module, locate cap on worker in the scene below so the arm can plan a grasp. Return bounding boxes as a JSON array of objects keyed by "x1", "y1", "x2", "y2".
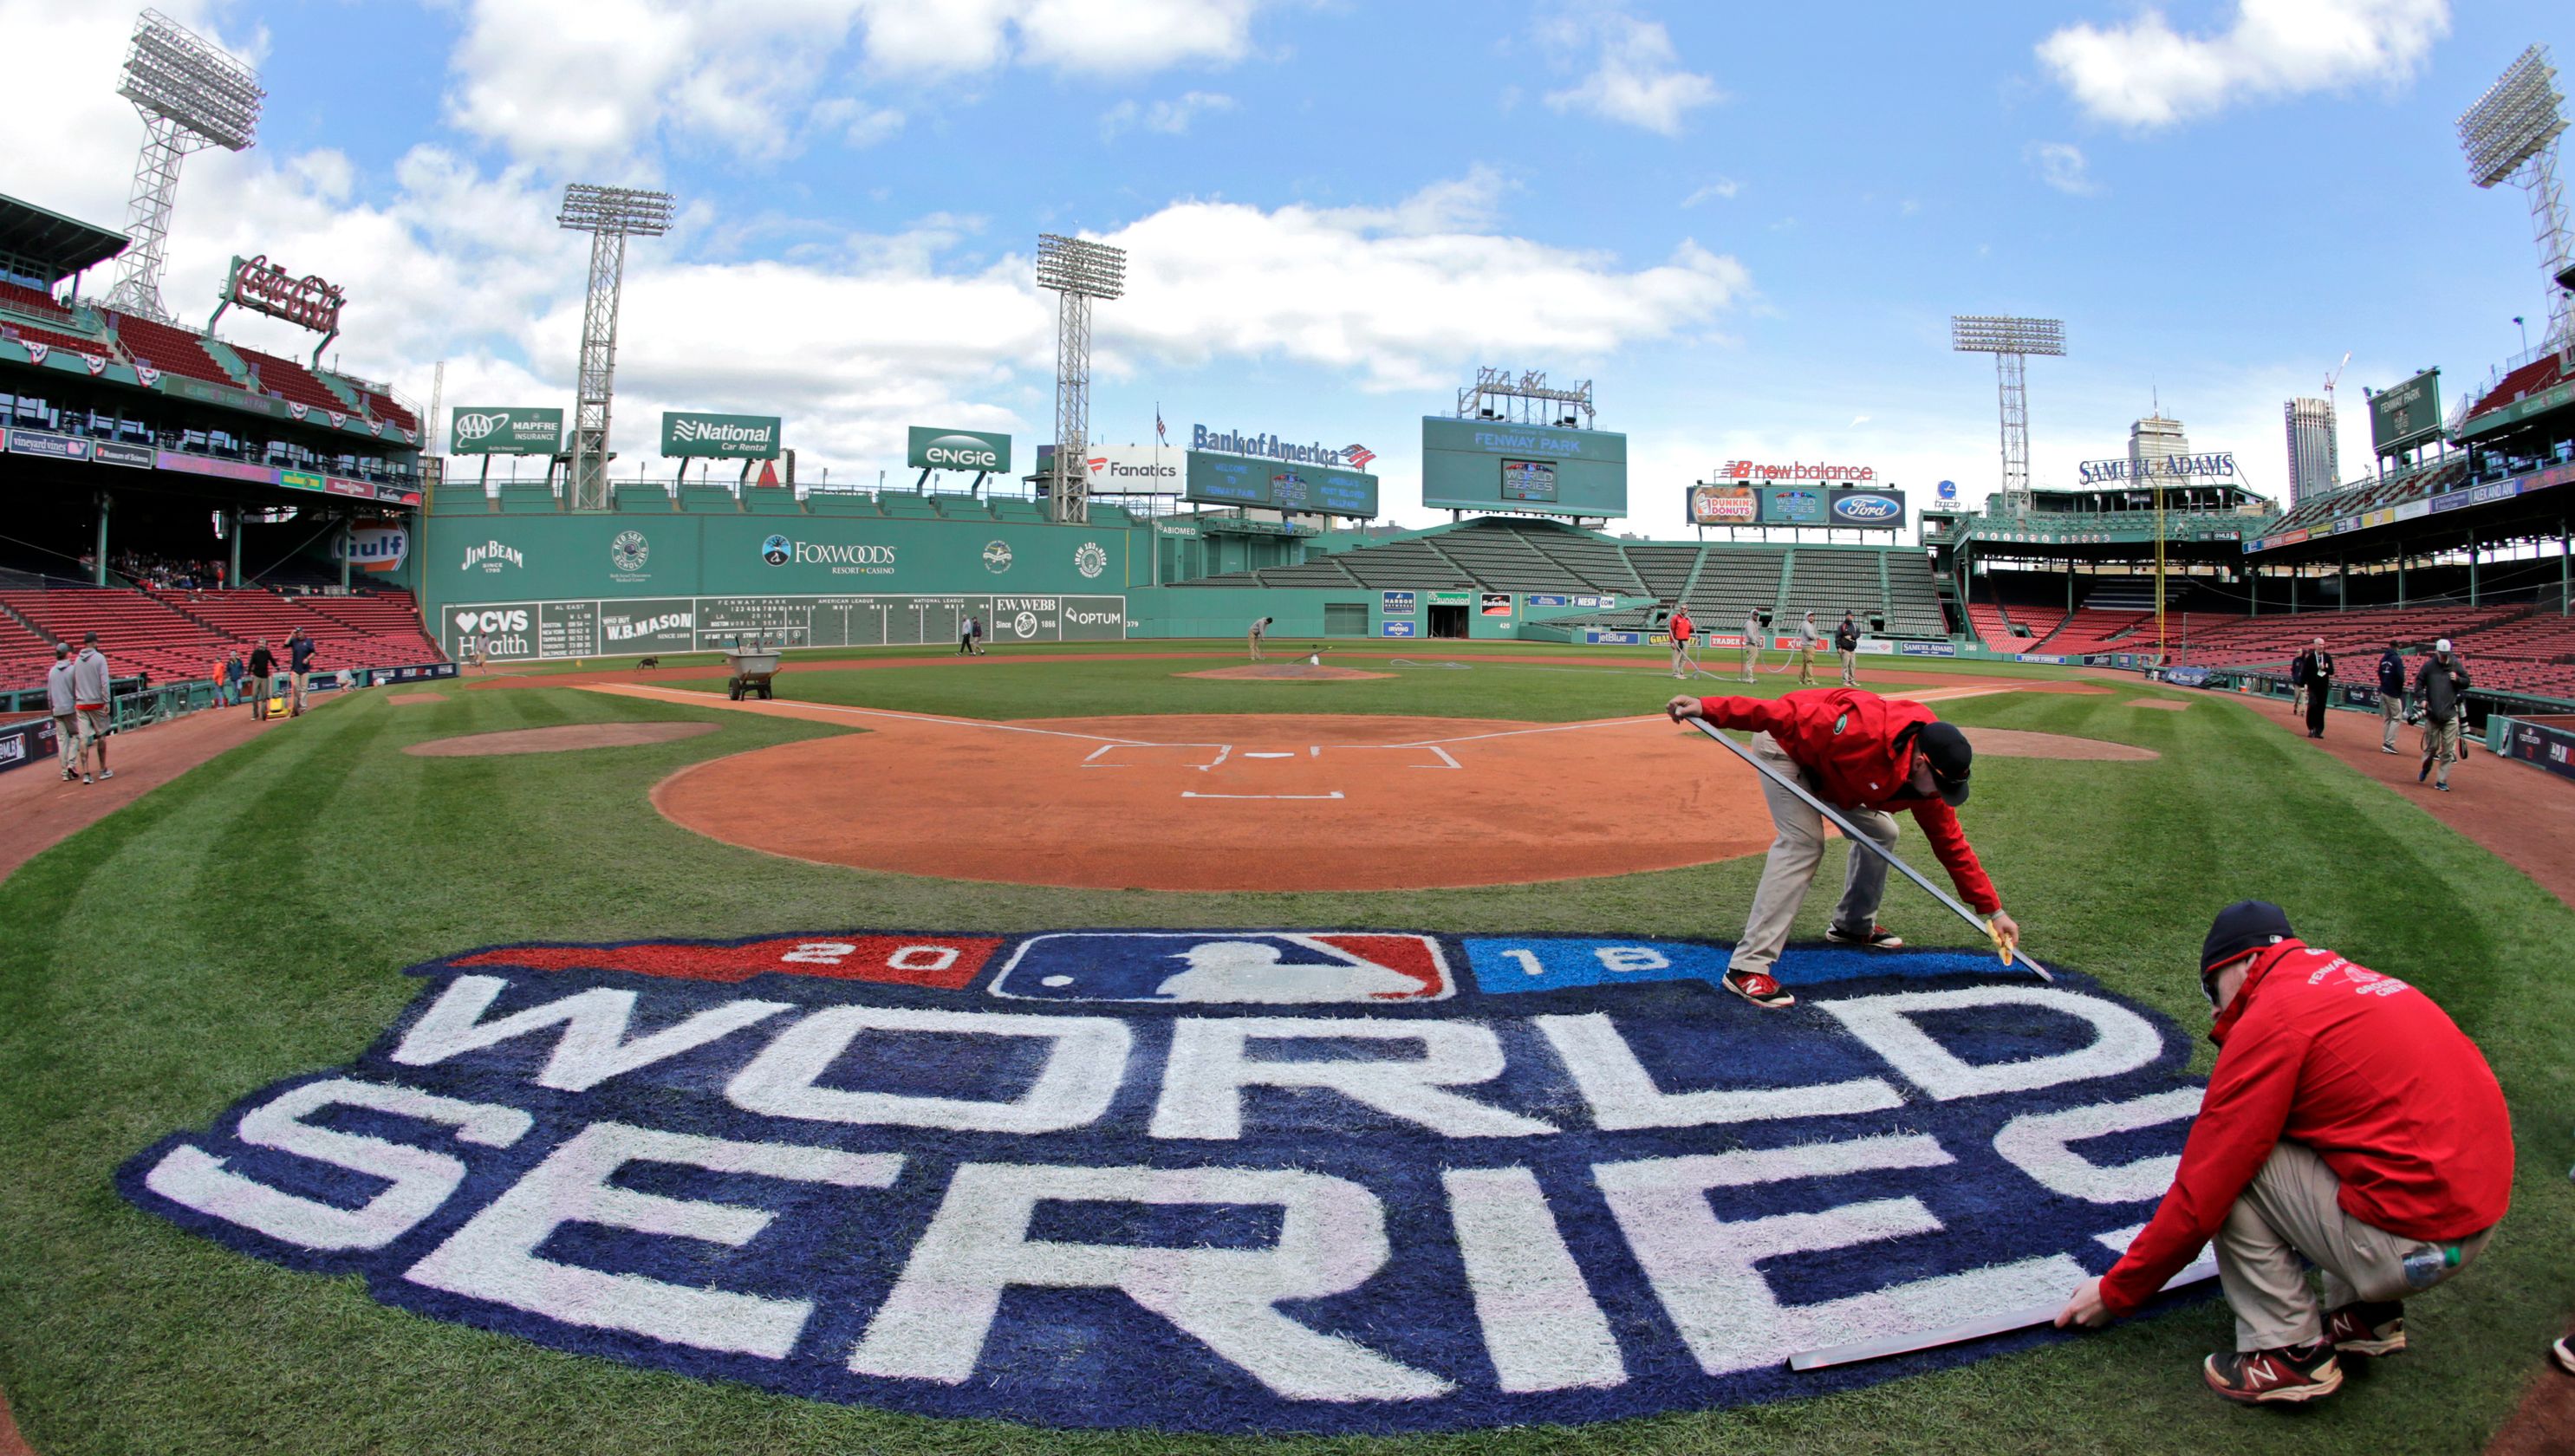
[
  {"x1": 2436, "y1": 638, "x2": 2453, "y2": 653},
  {"x1": 82, "y1": 631, "x2": 99, "y2": 644},
  {"x1": 1914, "y1": 720, "x2": 1973, "y2": 807},
  {"x1": 54, "y1": 642, "x2": 70, "y2": 659},
  {"x1": 2201, "y1": 900, "x2": 2293, "y2": 974}
]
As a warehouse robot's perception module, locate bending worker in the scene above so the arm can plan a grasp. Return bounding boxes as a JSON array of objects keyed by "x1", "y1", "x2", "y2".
[
  {"x1": 1666, "y1": 686, "x2": 2013, "y2": 1009},
  {"x1": 2056, "y1": 900, "x2": 2511, "y2": 1407}
]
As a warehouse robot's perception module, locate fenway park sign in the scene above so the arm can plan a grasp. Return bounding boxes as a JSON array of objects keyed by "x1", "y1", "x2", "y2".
[{"x1": 120, "y1": 930, "x2": 2207, "y2": 1433}]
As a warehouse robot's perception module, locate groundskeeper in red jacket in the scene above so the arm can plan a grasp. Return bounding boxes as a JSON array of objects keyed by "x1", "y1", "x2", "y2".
[
  {"x1": 2097, "y1": 939, "x2": 2513, "y2": 1314},
  {"x1": 1691, "y1": 687, "x2": 2000, "y2": 914}
]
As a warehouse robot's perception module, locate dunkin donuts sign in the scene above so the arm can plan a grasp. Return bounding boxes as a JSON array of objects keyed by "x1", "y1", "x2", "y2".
[{"x1": 120, "y1": 930, "x2": 2210, "y2": 1434}]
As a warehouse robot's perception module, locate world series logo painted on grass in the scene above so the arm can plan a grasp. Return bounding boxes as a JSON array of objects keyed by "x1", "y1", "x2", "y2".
[{"x1": 119, "y1": 930, "x2": 2211, "y2": 1434}]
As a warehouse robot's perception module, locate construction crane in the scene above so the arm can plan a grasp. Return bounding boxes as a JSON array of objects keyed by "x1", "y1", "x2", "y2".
[{"x1": 2324, "y1": 350, "x2": 2351, "y2": 401}]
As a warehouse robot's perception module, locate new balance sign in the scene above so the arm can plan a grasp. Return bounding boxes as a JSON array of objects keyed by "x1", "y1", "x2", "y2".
[{"x1": 120, "y1": 931, "x2": 2212, "y2": 1434}]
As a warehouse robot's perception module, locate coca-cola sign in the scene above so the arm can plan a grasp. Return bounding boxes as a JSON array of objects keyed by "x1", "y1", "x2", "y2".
[{"x1": 223, "y1": 254, "x2": 347, "y2": 335}]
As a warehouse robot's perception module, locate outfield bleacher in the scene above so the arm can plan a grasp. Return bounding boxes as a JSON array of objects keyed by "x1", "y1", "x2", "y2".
[{"x1": 0, "y1": 585, "x2": 440, "y2": 690}]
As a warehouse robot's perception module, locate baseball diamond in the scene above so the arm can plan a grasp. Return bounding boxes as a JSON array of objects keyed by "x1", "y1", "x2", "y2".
[{"x1": 5, "y1": 10, "x2": 2575, "y2": 1454}]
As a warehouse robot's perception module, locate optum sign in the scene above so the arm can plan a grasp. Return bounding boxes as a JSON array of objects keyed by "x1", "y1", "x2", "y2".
[
  {"x1": 907, "y1": 426, "x2": 1011, "y2": 473},
  {"x1": 663, "y1": 411, "x2": 784, "y2": 459}
]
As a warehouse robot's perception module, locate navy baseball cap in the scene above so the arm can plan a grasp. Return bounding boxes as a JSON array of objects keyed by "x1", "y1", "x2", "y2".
[
  {"x1": 1914, "y1": 720, "x2": 1972, "y2": 806},
  {"x1": 2201, "y1": 900, "x2": 2292, "y2": 974}
]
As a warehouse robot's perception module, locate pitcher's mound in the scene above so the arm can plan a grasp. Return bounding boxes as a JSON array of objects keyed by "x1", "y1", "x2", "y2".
[
  {"x1": 1181, "y1": 664, "x2": 1394, "y2": 681},
  {"x1": 406, "y1": 722, "x2": 720, "y2": 757},
  {"x1": 1961, "y1": 727, "x2": 2159, "y2": 761}
]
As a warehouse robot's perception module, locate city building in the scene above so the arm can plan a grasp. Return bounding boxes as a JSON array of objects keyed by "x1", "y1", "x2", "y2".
[{"x1": 2283, "y1": 396, "x2": 2339, "y2": 506}]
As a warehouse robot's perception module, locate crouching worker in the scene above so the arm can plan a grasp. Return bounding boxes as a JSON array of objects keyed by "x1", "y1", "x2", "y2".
[
  {"x1": 2055, "y1": 900, "x2": 2512, "y2": 1405},
  {"x1": 1666, "y1": 687, "x2": 2015, "y2": 1010}
]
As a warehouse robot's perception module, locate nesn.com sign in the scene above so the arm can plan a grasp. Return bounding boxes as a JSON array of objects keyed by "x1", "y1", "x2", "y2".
[{"x1": 120, "y1": 929, "x2": 2208, "y2": 1435}]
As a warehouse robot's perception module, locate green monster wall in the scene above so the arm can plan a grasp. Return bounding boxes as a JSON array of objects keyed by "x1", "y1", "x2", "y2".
[{"x1": 419, "y1": 510, "x2": 1146, "y2": 659}]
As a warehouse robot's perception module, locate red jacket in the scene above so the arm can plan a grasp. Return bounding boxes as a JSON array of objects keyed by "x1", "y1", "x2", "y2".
[
  {"x1": 1670, "y1": 613, "x2": 1694, "y2": 641},
  {"x1": 2099, "y1": 939, "x2": 2513, "y2": 1314},
  {"x1": 1694, "y1": 687, "x2": 2000, "y2": 913}
]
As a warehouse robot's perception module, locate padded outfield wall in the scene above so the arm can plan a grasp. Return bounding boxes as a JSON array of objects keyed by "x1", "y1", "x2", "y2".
[{"x1": 416, "y1": 510, "x2": 1147, "y2": 660}]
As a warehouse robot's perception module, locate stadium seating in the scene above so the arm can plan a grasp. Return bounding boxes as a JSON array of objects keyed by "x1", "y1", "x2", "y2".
[
  {"x1": 2, "y1": 321, "x2": 118, "y2": 358},
  {"x1": 351, "y1": 387, "x2": 419, "y2": 433},
  {"x1": 497, "y1": 484, "x2": 560, "y2": 514},
  {"x1": 105, "y1": 310, "x2": 241, "y2": 387},
  {"x1": 2463, "y1": 354, "x2": 2572, "y2": 421},
  {"x1": 613, "y1": 483, "x2": 673, "y2": 512},
  {"x1": 237, "y1": 346, "x2": 358, "y2": 415},
  {"x1": 0, "y1": 279, "x2": 78, "y2": 327},
  {"x1": 1623, "y1": 545, "x2": 1700, "y2": 609},
  {"x1": 431, "y1": 486, "x2": 491, "y2": 515},
  {"x1": 804, "y1": 492, "x2": 880, "y2": 517},
  {"x1": 991, "y1": 498, "x2": 1047, "y2": 523},
  {"x1": 0, "y1": 586, "x2": 441, "y2": 690}
]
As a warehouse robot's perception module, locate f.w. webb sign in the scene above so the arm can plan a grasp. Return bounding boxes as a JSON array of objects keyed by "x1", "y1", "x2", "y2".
[{"x1": 120, "y1": 931, "x2": 2208, "y2": 1434}]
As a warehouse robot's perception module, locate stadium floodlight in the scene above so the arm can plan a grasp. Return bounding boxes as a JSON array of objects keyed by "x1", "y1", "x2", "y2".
[
  {"x1": 557, "y1": 185, "x2": 676, "y2": 512},
  {"x1": 102, "y1": 10, "x2": 265, "y2": 321},
  {"x1": 1951, "y1": 315, "x2": 2067, "y2": 514},
  {"x1": 1036, "y1": 234, "x2": 1127, "y2": 524},
  {"x1": 2458, "y1": 45, "x2": 2572, "y2": 347}
]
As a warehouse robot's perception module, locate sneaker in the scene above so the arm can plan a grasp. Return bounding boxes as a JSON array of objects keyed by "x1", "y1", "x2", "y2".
[
  {"x1": 61, "y1": 768, "x2": 72, "y2": 781},
  {"x1": 2325, "y1": 1302, "x2": 2405, "y2": 1357},
  {"x1": 98, "y1": 768, "x2": 112, "y2": 779},
  {"x1": 1825, "y1": 925, "x2": 1907, "y2": 950},
  {"x1": 2202, "y1": 1341, "x2": 2342, "y2": 1404},
  {"x1": 2436, "y1": 783, "x2": 2451, "y2": 792},
  {"x1": 2381, "y1": 745, "x2": 2397, "y2": 754},
  {"x1": 1721, "y1": 969, "x2": 1796, "y2": 1010},
  {"x1": 2418, "y1": 759, "x2": 2432, "y2": 783},
  {"x1": 81, "y1": 773, "x2": 94, "y2": 784}
]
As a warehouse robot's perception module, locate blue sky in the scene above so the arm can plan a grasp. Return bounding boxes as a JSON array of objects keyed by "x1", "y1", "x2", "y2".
[{"x1": 10, "y1": 0, "x2": 2569, "y2": 530}]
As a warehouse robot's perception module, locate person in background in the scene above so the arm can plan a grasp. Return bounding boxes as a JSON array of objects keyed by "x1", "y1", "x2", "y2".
[
  {"x1": 46, "y1": 643, "x2": 84, "y2": 783},
  {"x1": 224, "y1": 648, "x2": 245, "y2": 709},
  {"x1": 246, "y1": 639, "x2": 276, "y2": 722},
  {"x1": 2413, "y1": 639, "x2": 2471, "y2": 793},
  {"x1": 286, "y1": 627, "x2": 316, "y2": 715},
  {"x1": 2294, "y1": 639, "x2": 2333, "y2": 739},
  {"x1": 210, "y1": 653, "x2": 229, "y2": 708},
  {"x1": 971, "y1": 614, "x2": 988, "y2": 655},
  {"x1": 2375, "y1": 642, "x2": 2407, "y2": 754},
  {"x1": 2289, "y1": 644, "x2": 2311, "y2": 721},
  {"x1": 2056, "y1": 901, "x2": 2510, "y2": 1406},
  {"x1": 1739, "y1": 608, "x2": 1764, "y2": 682},
  {"x1": 1668, "y1": 605, "x2": 1695, "y2": 679},
  {"x1": 957, "y1": 614, "x2": 977, "y2": 657},
  {"x1": 1793, "y1": 610, "x2": 1821, "y2": 686},
  {"x1": 1835, "y1": 610, "x2": 1862, "y2": 686},
  {"x1": 1248, "y1": 615, "x2": 1273, "y2": 661},
  {"x1": 70, "y1": 631, "x2": 112, "y2": 781}
]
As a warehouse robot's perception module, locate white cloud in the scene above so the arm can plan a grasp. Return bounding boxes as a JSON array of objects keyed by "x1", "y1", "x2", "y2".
[
  {"x1": 2026, "y1": 141, "x2": 2103, "y2": 196},
  {"x1": 1681, "y1": 178, "x2": 1740, "y2": 207},
  {"x1": 443, "y1": 0, "x2": 1267, "y2": 167},
  {"x1": 1099, "y1": 90, "x2": 1236, "y2": 140},
  {"x1": 2037, "y1": 0, "x2": 2448, "y2": 129},
  {"x1": 1541, "y1": 8, "x2": 1720, "y2": 135}
]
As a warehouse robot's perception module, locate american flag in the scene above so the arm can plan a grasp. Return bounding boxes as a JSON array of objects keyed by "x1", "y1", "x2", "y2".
[
  {"x1": 1343, "y1": 442, "x2": 1376, "y2": 470},
  {"x1": 1154, "y1": 406, "x2": 1167, "y2": 444}
]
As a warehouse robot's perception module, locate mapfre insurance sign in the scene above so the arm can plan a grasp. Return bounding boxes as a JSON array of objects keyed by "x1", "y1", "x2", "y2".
[{"x1": 122, "y1": 932, "x2": 2209, "y2": 1435}]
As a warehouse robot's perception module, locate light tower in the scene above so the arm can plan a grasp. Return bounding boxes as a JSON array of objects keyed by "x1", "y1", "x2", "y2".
[
  {"x1": 102, "y1": 10, "x2": 265, "y2": 321},
  {"x1": 2458, "y1": 45, "x2": 2572, "y2": 348},
  {"x1": 557, "y1": 184, "x2": 674, "y2": 512},
  {"x1": 1035, "y1": 233, "x2": 1126, "y2": 524},
  {"x1": 1951, "y1": 315, "x2": 2066, "y2": 515}
]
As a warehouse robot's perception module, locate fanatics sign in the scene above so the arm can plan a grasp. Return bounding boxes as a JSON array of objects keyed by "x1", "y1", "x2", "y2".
[{"x1": 121, "y1": 932, "x2": 2211, "y2": 1435}]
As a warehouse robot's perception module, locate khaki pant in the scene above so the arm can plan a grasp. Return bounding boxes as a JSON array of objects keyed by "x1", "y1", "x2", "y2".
[
  {"x1": 1838, "y1": 647, "x2": 1857, "y2": 686},
  {"x1": 1727, "y1": 733, "x2": 1897, "y2": 977},
  {"x1": 2379, "y1": 693, "x2": 2405, "y2": 750},
  {"x1": 2291, "y1": 684, "x2": 2307, "y2": 717},
  {"x1": 2218, "y1": 1139, "x2": 2491, "y2": 1350},
  {"x1": 54, "y1": 713, "x2": 80, "y2": 771},
  {"x1": 2421, "y1": 714, "x2": 2461, "y2": 787},
  {"x1": 1670, "y1": 639, "x2": 1694, "y2": 676},
  {"x1": 1740, "y1": 637, "x2": 1761, "y2": 681},
  {"x1": 1795, "y1": 642, "x2": 1817, "y2": 685}
]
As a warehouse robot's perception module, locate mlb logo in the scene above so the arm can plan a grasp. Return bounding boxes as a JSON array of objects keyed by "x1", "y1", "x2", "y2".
[{"x1": 991, "y1": 932, "x2": 1453, "y2": 1004}]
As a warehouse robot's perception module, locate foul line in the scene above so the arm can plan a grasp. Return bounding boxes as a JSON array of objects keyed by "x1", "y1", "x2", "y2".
[{"x1": 577, "y1": 683, "x2": 1162, "y2": 745}]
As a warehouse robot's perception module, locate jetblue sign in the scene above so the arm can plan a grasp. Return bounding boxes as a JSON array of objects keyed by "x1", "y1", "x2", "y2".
[{"x1": 120, "y1": 930, "x2": 2210, "y2": 1435}]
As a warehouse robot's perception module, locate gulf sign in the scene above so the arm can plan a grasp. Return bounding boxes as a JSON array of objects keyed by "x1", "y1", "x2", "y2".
[{"x1": 120, "y1": 930, "x2": 2210, "y2": 1435}]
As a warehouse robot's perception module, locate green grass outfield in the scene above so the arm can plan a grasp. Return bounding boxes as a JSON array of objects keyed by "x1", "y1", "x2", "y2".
[{"x1": 2, "y1": 655, "x2": 2569, "y2": 1455}]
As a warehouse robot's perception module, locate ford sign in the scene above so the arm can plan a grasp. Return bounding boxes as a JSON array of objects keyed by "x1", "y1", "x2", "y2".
[{"x1": 1829, "y1": 491, "x2": 1904, "y2": 527}]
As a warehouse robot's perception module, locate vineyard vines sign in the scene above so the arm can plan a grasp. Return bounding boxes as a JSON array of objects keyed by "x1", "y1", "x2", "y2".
[{"x1": 120, "y1": 931, "x2": 2208, "y2": 1435}]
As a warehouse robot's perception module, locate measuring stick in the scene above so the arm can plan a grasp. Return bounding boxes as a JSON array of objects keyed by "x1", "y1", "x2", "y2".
[
  {"x1": 1786, "y1": 1259, "x2": 2218, "y2": 1371},
  {"x1": 1680, "y1": 715, "x2": 2048, "y2": 981}
]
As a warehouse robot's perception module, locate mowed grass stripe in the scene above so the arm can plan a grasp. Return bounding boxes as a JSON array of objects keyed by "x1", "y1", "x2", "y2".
[{"x1": 0, "y1": 667, "x2": 2567, "y2": 1455}]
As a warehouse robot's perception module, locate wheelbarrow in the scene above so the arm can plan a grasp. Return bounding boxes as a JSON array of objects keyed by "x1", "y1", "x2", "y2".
[{"x1": 724, "y1": 647, "x2": 783, "y2": 700}]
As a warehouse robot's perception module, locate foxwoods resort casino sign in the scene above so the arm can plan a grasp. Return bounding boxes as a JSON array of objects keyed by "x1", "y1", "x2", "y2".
[{"x1": 121, "y1": 930, "x2": 2209, "y2": 1435}]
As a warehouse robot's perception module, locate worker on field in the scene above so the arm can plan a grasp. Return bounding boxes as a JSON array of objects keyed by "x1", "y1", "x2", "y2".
[
  {"x1": 2374, "y1": 642, "x2": 2407, "y2": 753},
  {"x1": 1668, "y1": 605, "x2": 1695, "y2": 679},
  {"x1": 2056, "y1": 901, "x2": 2511, "y2": 1406},
  {"x1": 1739, "y1": 608, "x2": 1763, "y2": 682},
  {"x1": 1793, "y1": 611, "x2": 1821, "y2": 686},
  {"x1": 1665, "y1": 686, "x2": 2013, "y2": 1009},
  {"x1": 2413, "y1": 639, "x2": 2471, "y2": 791},
  {"x1": 1835, "y1": 610, "x2": 1861, "y2": 686},
  {"x1": 1249, "y1": 615, "x2": 1273, "y2": 661}
]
